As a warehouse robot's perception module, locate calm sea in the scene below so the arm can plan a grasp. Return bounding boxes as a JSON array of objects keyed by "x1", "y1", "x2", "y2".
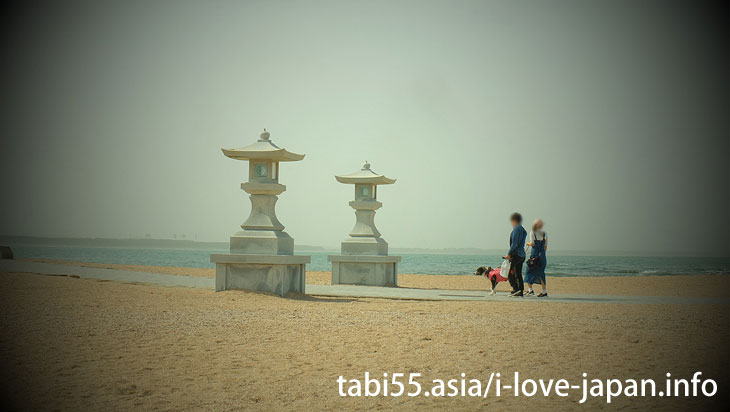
[{"x1": 9, "y1": 245, "x2": 730, "y2": 277}]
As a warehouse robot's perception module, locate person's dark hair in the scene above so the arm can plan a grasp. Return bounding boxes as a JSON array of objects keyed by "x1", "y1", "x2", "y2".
[{"x1": 510, "y1": 212, "x2": 522, "y2": 223}]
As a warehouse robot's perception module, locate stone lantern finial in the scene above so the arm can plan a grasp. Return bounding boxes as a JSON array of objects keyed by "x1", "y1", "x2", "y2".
[
  {"x1": 259, "y1": 129, "x2": 270, "y2": 141},
  {"x1": 362, "y1": 161, "x2": 370, "y2": 170}
]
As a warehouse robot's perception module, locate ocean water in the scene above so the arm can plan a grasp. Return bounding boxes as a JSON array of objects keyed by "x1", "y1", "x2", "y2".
[{"x1": 9, "y1": 245, "x2": 730, "y2": 277}]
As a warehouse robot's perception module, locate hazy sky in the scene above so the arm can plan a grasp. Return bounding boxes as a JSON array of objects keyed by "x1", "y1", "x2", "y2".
[{"x1": 1, "y1": 0, "x2": 728, "y2": 255}]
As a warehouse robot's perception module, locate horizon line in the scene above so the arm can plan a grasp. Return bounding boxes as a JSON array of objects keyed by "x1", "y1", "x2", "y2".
[{"x1": 1, "y1": 234, "x2": 728, "y2": 258}]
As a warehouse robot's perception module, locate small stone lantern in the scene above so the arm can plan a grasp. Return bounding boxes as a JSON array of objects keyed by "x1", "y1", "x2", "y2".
[
  {"x1": 210, "y1": 129, "x2": 310, "y2": 295},
  {"x1": 327, "y1": 162, "x2": 401, "y2": 286}
]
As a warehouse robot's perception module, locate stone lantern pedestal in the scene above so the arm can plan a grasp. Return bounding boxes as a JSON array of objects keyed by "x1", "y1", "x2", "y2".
[
  {"x1": 328, "y1": 162, "x2": 401, "y2": 286},
  {"x1": 210, "y1": 130, "x2": 310, "y2": 296}
]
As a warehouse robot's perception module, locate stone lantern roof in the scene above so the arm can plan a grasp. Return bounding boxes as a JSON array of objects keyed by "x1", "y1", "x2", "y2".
[
  {"x1": 221, "y1": 129, "x2": 305, "y2": 162},
  {"x1": 335, "y1": 162, "x2": 396, "y2": 185}
]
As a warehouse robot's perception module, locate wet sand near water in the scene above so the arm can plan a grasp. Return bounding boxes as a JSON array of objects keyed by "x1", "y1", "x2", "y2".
[{"x1": 24, "y1": 258, "x2": 730, "y2": 298}]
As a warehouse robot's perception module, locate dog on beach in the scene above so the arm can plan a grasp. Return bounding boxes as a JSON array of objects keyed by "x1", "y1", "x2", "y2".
[{"x1": 475, "y1": 265, "x2": 509, "y2": 296}]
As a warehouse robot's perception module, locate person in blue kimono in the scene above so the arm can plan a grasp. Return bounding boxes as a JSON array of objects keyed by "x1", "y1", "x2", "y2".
[{"x1": 524, "y1": 219, "x2": 548, "y2": 297}]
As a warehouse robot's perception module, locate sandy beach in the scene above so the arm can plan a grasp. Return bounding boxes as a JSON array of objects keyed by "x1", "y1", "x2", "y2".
[{"x1": 0, "y1": 261, "x2": 727, "y2": 411}]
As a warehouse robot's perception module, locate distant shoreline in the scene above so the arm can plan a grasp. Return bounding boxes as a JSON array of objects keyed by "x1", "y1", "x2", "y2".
[{"x1": 1, "y1": 234, "x2": 728, "y2": 258}]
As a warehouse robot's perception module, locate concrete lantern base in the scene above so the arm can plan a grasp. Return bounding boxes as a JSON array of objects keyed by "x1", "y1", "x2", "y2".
[
  {"x1": 328, "y1": 255, "x2": 402, "y2": 286},
  {"x1": 229, "y1": 230, "x2": 294, "y2": 255},
  {"x1": 340, "y1": 237, "x2": 388, "y2": 255},
  {"x1": 211, "y1": 254, "x2": 311, "y2": 296}
]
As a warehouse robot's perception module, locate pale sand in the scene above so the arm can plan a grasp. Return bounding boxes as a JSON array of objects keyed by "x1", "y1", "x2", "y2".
[
  {"x1": 25, "y1": 258, "x2": 730, "y2": 297},
  {"x1": 0, "y1": 270, "x2": 728, "y2": 411}
]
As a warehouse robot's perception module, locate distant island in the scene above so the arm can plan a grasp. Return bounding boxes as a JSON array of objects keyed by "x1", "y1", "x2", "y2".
[
  {"x1": 0, "y1": 236, "x2": 499, "y2": 254},
  {"x1": 0, "y1": 235, "x2": 328, "y2": 252}
]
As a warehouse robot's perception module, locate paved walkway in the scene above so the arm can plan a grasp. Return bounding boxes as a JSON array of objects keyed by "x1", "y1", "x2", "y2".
[
  {"x1": 2, "y1": 260, "x2": 728, "y2": 305},
  {"x1": 305, "y1": 284, "x2": 729, "y2": 304},
  {"x1": 0, "y1": 260, "x2": 213, "y2": 288}
]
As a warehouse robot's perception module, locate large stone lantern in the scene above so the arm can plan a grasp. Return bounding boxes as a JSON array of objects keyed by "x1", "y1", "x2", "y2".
[
  {"x1": 210, "y1": 129, "x2": 310, "y2": 296},
  {"x1": 327, "y1": 162, "x2": 401, "y2": 286}
]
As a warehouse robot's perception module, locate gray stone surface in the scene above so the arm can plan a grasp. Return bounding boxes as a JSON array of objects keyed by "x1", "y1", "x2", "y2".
[
  {"x1": 211, "y1": 254, "x2": 310, "y2": 295},
  {"x1": 340, "y1": 236, "x2": 388, "y2": 256},
  {"x1": 3, "y1": 260, "x2": 728, "y2": 305},
  {"x1": 215, "y1": 263, "x2": 305, "y2": 295},
  {"x1": 229, "y1": 230, "x2": 294, "y2": 255},
  {"x1": 330, "y1": 162, "x2": 402, "y2": 286},
  {"x1": 212, "y1": 129, "x2": 310, "y2": 294},
  {"x1": 329, "y1": 254, "x2": 401, "y2": 286}
]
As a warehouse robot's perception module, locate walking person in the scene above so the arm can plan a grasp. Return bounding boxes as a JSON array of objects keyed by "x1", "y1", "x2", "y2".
[
  {"x1": 524, "y1": 219, "x2": 548, "y2": 297},
  {"x1": 505, "y1": 212, "x2": 527, "y2": 297}
]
